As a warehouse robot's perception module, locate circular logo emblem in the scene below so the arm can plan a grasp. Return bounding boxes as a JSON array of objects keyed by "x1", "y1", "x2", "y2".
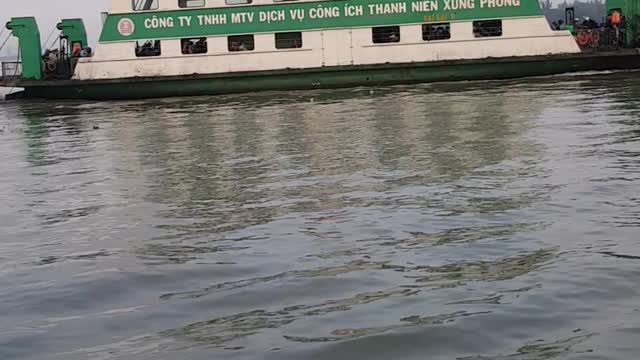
[{"x1": 117, "y1": 18, "x2": 135, "y2": 37}]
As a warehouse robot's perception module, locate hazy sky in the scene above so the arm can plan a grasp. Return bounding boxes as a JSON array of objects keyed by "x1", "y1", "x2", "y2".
[{"x1": 1, "y1": 0, "x2": 109, "y2": 55}]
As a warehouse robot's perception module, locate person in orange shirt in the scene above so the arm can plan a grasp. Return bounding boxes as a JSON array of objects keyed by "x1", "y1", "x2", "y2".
[
  {"x1": 72, "y1": 42, "x2": 82, "y2": 57},
  {"x1": 611, "y1": 10, "x2": 622, "y2": 45}
]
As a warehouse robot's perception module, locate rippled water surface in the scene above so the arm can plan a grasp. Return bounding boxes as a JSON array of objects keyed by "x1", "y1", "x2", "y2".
[{"x1": 1, "y1": 73, "x2": 640, "y2": 360}]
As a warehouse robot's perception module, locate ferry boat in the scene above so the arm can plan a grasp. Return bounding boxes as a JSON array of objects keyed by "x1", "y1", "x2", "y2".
[{"x1": 1, "y1": 0, "x2": 639, "y2": 100}]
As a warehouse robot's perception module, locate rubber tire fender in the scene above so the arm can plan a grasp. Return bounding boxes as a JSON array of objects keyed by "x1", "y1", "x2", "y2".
[
  {"x1": 576, "y1": 31, "x2": 589, "y2": 46},
  {"x1": 46, "y1": 62, "x2": 57, "y2": 72}
]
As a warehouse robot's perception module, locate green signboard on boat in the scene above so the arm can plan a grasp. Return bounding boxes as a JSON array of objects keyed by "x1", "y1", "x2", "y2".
[{"x1": 99, "y1": 0, "x2": 541, "y2": 42}]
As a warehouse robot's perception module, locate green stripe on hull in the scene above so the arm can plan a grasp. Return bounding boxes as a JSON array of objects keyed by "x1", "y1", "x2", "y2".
[{"x1": 19, "y1": 52, "x2": 640, "y2": 100}]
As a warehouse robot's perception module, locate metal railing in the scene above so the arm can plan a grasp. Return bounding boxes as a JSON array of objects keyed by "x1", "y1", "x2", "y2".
[{"x1": 1, "y1": 61, "x2": 22, "y2": 80}]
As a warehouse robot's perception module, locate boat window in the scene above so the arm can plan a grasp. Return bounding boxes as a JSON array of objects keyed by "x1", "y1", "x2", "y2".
[
  {"x1": 228, "y1": 35, "x2": 255, "y2": 52},
  {"x1": 372, "y1": 26, "x2": 400, "y2": 44},
  {"x1": 473, "y1": 20, "x2": 502, "y2": 38},
  {"x1": 275, "y1": 32, "x2": 303, "y2": 49},
  {"x1": 181, "y1": 37, "x2": 208, "y2": 54},
  {"x1": 423, "y1": 23, "x2": 451, "y2": 41},
  {"x1": 178, "y1": 0, "x2": 205, "y2": 7},
  {"x1": 135, "y1": 40, "x2": 162, "y2": 57},
  {"x1": 132, "y1": 0, "x2": 159, "y2": 11},
  {"x1": 226, "y1": 0, "x2": 252, "y2": 4}
]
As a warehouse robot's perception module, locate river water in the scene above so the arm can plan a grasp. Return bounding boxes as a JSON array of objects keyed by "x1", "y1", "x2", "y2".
[{"x1": 0, "y1": 73, "x2": 639, "y2": 360}]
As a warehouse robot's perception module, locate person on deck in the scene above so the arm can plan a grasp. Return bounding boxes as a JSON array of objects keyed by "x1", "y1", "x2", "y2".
[
  {"x1": 194, "y1": 38, "x2": 206, "y2": 53},
  {"x1": 611, "y1": 10, "x2": 622, "y2": 45},
  {"x1": 581, "y1": 17, "x2": 599, "y2": 29},
  {"x1": 72, "y1": 42, "x2": 82, "y2": 57},
  {"x1": 182, "y1": 41, "x2": 191, "y2": 54}
]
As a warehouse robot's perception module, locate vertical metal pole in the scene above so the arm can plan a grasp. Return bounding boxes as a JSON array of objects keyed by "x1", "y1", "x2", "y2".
[{"x1": 321, "y1": 31, "x2": 325, "y2": 67}]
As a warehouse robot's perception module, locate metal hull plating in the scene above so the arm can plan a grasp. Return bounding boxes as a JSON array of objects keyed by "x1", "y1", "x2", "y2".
[{"x1": 9, "y1": 50, "x2": 640, "y2": 100}]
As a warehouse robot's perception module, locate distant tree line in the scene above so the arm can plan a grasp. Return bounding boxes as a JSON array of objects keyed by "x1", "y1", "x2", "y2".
[{"x1": 542, "y1": 0, "x2": 606, "y2": 25}]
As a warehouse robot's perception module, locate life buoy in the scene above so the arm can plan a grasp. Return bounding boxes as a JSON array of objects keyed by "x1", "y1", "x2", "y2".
[
  {"x1": 591, "y1": 31, "x2": 601, "y2": 46},
  {"x1": 576, "y1": 31, "x2": 590, "y2": 46}
]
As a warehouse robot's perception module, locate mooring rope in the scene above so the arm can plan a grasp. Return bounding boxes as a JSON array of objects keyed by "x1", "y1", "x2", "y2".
[{"x1": 41, "y1": 27, "x2": 59, "y2": 51}]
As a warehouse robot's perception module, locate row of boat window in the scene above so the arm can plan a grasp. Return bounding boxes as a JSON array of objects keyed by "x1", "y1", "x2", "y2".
[
  {"x1": 135, "y1": 32, "x2": 302, "y2": 57},
  {"x1": 134, "y1": 21, "x2": 502, "y2": 57},
  {"x1": 373, "y1": 21, "x2": 502, "y2": 43}
]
